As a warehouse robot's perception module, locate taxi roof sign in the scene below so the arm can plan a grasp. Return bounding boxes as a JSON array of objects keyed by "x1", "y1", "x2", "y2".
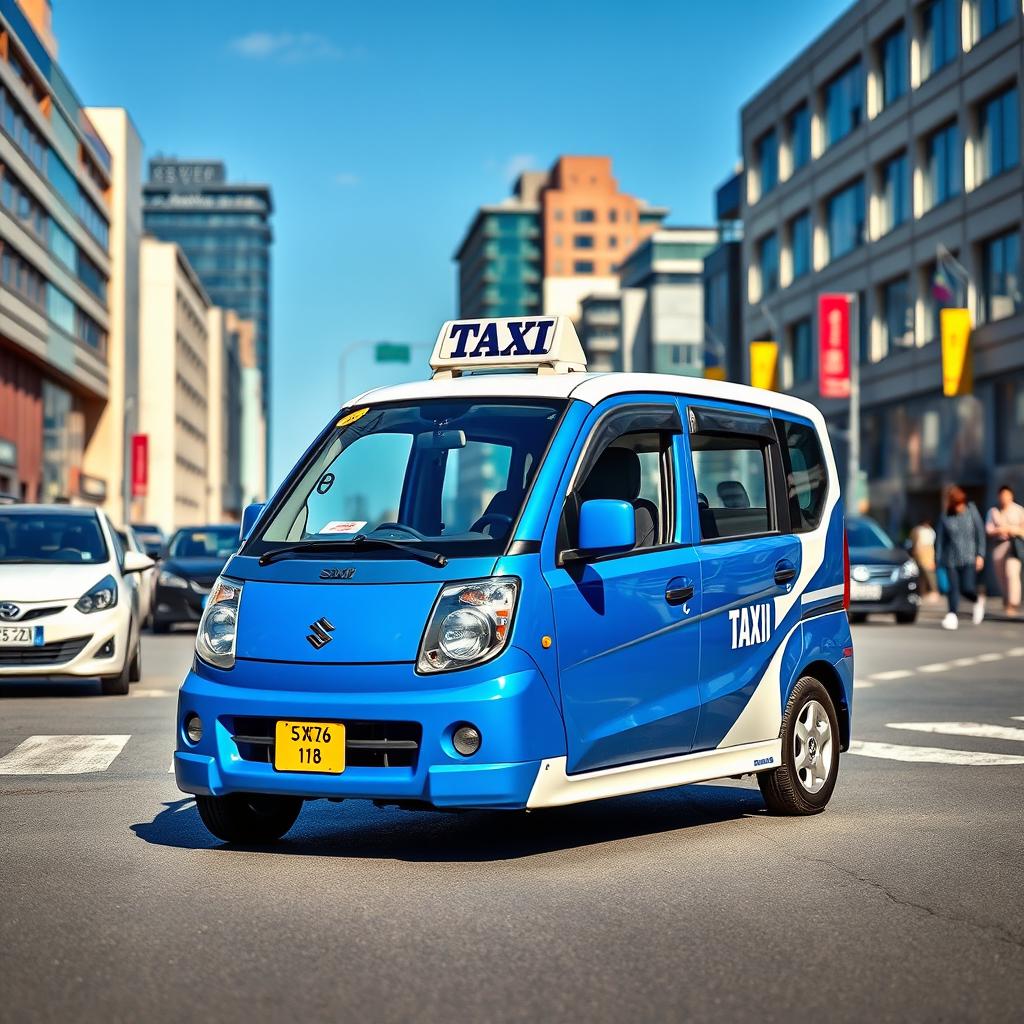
[{"x1": 430, "y1": 317, "x2": 587, "y2": 378}]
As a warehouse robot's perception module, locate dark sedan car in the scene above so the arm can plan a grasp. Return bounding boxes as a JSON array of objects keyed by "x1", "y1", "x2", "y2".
[
  {"x1": 847, "y1": 516, "x2": 920, "y2": 624},
  {"x1": 130, "y1": 522, "x2": 167, "y2": 560},
  {"x1": 152, "y1": 525, "x2": 239, "y2": 632}
]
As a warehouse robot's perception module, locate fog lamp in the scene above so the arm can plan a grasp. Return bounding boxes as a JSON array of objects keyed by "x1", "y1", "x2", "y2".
[
  {"x1": 452, "y1": 724, "x2": 481, "y2": 757},
  {"x1": 184, "y1": 713, "x2": 203, "y2": 745}
]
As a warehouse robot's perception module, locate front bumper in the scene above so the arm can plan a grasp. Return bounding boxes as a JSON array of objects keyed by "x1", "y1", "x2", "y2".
[
  {"x1": 154, "y1": 582, "x2": 207, "y2": 626},
  {"x1": 0, "y1": 601, "x2": 131, "y2": 677},
  {"x1": 850, "y1": 578, "x2": 919, "y2": 614},
  {"x1": 173, "y1": 648, "x2": 565, "y2": 810}
]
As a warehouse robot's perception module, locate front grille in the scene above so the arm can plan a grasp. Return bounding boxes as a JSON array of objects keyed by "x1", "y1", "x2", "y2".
[
  {"x1": 18, "y1": 606, "x2": 68, "y2": 622},
  {"x1": 230, "y1": 717, "x2": 421, "y2": 769},
  {"x1": 0, "y1": 636, "x2": 90, "y2": 667}
]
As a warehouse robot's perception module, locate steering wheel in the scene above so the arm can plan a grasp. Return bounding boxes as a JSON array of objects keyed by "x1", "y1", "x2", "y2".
[
  {"x1": 371, "y1": 522, "x2": 428, "y2": 541},
  {"x1": 470, "y1": 512, "x2": 514, "y2": 537}
]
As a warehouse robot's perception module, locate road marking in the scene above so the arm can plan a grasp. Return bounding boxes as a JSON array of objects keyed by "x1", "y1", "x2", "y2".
[
  {"x1": 1008, "y1": 647, "x2": 1024, "y2": 657},
  {"x1": 130, "y1": 688, "x2": 175, "y2": 698},
  {"x1": 869, "y1": 669, "x2": 914, "y2": 681},
  {"x1": 951, "y1": 657, "x2": 978, "y2": 668},
  {"x1": 0, "y1": 735, "x2": 130, "y2": 775},
  {"x1": 887, "y1": 722, "x2": 1024, "y2": 743},
  {"x1": 854, "y1": 679, "x2": 874, "y2": 689},
  {"x1": 849, "y1": 741, "x2": 1024, "y2": 766},
  {"x1": 977, "y1": 653, "x2": 1004, "y2": 663},
  {"x1": 918, "y1": 662, "x2": 953, "y2": 673}
]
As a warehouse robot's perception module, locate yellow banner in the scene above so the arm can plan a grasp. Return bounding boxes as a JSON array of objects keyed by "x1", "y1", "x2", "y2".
[
  {"x1": 940, "y1": 309, "x2": 972, "y2": 397},
  {"x1": 704, "y1": 365, "x2": 727, "y2": 381},
  {"x1": 749, "y1": 341, "x2": 778, "y2": 391}
]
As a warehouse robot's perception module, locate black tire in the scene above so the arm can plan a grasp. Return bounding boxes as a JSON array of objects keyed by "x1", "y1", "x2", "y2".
[
  {"x1": 895, "y1": 610, "x2": 918, "y2": 624},
  {"x1": 849, "y1": 612, "x2": 867, "y2": 624},
  {"x1": 100, "y1": 654, "x2": 131, "y2": 696},
  {"x1": 758, "y1": 675, "x2": 840, "y2": 815},
  {"x1": 151, "y1": 620, "x2": 171, "y2": 635},
  {"x1": 196, "y1": 793, "x2": 303, "y2": 844},
  {"x1": 128, "y1": 640, "x2": 142, "y2": 682}
]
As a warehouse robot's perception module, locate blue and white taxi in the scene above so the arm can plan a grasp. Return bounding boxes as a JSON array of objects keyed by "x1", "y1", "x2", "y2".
[{"x1": 175, "y1": 317, "x2": 853, "y2": 843}]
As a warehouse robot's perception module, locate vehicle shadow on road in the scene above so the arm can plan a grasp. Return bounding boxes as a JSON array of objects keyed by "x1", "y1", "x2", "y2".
[
  {"x1": 132, "y1": 783, "x2": 768, "y2": 861},
  {"x1": 0, "y1": 679, "x2": 105, "y2": 697}
]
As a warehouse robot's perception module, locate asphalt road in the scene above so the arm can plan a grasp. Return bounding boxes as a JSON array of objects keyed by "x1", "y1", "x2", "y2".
[{"x1": 2, "y1": 613, "x2": 1023, "y2": 1024}]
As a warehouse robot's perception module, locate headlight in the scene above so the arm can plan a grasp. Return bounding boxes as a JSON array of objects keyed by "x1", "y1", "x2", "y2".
[
  {"x1": 899, "y1": 559, "x2": 919, "y2": 579},
  {"x1": 75, "y1": 574, "x2": 118, "y2": 613},
  {"x1": 417, "y1": 578, "x2": 519, "y2": 673},
  {"x1": 159, "y1": 569, "x2": 188, "y2": 588},
  {"x1": 196, "y1": 576, "x2": 243, "y2": 669}
]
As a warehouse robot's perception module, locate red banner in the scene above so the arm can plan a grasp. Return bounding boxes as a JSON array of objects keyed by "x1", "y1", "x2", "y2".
[
  {"x1": 131, "y1": 434, "x2": 148, "y2": 497},
  {"x1": 818, "y1": 294, "x2": 851, "y2": 399}
]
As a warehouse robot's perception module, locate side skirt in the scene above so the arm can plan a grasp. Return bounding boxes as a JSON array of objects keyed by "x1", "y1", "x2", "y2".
[{"x1": 526, "y1": 738, "x2": 783, "y2": 809}]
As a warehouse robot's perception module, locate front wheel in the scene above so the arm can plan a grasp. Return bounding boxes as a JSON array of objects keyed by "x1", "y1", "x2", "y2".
[
  {"x1": 895, "y1": 610, "x2": 918, "y2": 624},
  {"x1": 195, "y1": 793, "x2": 303, "y2": 844},
  {"x1": 758, "y1": 676, "x2": 840, "y2": 815}
]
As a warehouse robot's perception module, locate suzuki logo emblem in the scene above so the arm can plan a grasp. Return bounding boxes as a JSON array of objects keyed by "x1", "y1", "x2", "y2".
[
  {"x1": 0, "y1": 602, "x2": 21, "y2": 621},
  {"x1": 306, "y1": 617, "x2": 335, "y2": 650}
]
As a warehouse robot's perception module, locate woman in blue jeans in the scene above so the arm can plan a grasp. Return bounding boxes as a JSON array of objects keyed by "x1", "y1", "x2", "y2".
[{"x1": 935, "y1": 485, "x2": 986, "y2": 630}]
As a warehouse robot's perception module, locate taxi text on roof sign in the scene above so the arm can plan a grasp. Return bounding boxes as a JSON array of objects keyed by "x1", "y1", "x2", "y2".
[{"x1": 430, "y1": 317, "x2": 588, "y2": 378}]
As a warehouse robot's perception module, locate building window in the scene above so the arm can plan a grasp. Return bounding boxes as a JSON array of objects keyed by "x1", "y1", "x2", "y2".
[
  {"x1": 826, "y1": 179, "x2": 865, "y2": 262},
  {"x1": 609, "y1": 209, "x2": 618, "y2": 223},
  {"x1": 976, "y1": 85, "x2": 1019, "y2": 184},
  {"x1": 609, "y1": 235, "x2": 618, "y2": 248},
  {"x1": 756, "y1": 128, "x2": 778, "y2": 197},
  {"x1": 573, "y1": 260, "x2": 595, "y2": 274},
  {"x1": 879, "y1": 151, "x2": 910, "y2": 233},
  {"x1": 790, "y1": 211, "x2": 811, "y2": 279},
  {"x1": 980, "y1": 231, "x2": 1021, "y2": 323},
  {"x1": 573, "y1": 235, "x2": 595, "y2": 249},
  {"x1": 974, "y1": 0, "x2": 1016, "y2": 42},
  {"x1": 0, "y1": 165, "x2": 47, "y2": 240},
  {"x1": 923, "y1": 255, "x2": 960, "y2": 343},
  {"x1": 0, "y1": 84, "x2": 46, "y2": 172},
  {"x1": 879, "y1": 24, "x2": 908, "y2": 108},
  {"x1": 574, "y1": 209, "x2": 596, "y2": 223},
  {"x1": 553, "y1": 209, "x2": 564, "y2": 221},
  {"x1": 788, "y1": 103, "x2": 811, "y2": 172},
  {"x1": 823, "y1": 60, "x2": 864, "y2": 148},
  {"x1": 921, "y1": 0, "x2": 959, "y2": 81},
  {"x1": 790, "y1": 319, "x2": 813, "y2": 385},
  {"x1": 880, "y1": 276, "x2": 914, "y2": 357},
  {"x1": 758, "y1": 232, "x2": 779, "y2": 296},
  {"x1": 1, "y1": 244, "x2": 47, "y2": 310},
  {"x1": 924, "y1": 121, "x2": 961, "y2": 209}
]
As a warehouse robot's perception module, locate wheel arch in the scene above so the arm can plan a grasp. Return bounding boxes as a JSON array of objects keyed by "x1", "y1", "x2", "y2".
[{"x1": 798, "y1": 659, "x2": 850, "y2": 751}]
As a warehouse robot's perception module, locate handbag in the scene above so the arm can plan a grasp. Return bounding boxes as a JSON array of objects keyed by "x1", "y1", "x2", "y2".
[{"x1": 936, "y1": 566, "x2": 949, "y2": 595}]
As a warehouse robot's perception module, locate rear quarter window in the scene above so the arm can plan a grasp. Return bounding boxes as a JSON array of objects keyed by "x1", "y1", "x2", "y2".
[{"x1": 781, "y1": 420, "x2": 828, "y2": 532}]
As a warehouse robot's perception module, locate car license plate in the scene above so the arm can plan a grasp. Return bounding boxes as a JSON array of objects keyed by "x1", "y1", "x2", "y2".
[
  {"x1": 0, "y1": 625, "x2": 42, "y2": 647},
  {"x1": 274, "y1": 720, "x2": 345, "y2": 774},
  {"x1": 850, "y1": 582, "x2": 882, "y2": 601}
]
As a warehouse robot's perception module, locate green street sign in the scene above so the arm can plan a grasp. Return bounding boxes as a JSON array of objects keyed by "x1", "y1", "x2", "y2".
[{"x1": 375, "y1": 342, "x2": 411, "y2": 364}]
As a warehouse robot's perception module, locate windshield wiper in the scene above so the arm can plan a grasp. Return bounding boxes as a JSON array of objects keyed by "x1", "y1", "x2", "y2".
[{"x1": 258, "y1": 534, "x2": 447, "y2": 568}]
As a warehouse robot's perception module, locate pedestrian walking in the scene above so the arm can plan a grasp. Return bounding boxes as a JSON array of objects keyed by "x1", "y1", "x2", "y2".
[
  {"x1": 985, "y1": 484, "x2": 1024, "y2": 617},
  {"x1": 909, "y1": 518, "x2": 938, "y2": 600},
  {"x1": 935, "y1": 485, "x2": 986, "y2": 630}
]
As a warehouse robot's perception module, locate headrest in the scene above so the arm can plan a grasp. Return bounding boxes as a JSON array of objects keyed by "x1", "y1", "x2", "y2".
[
  {"x1": 717, "y1": 480, "x2": 751, "y2": 508},
  {"x1": 581, "y1": 446, "x2": 641, "y2": 502}
]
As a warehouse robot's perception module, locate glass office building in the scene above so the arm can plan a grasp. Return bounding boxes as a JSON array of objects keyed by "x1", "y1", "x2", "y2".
[{"x1": 142, "y1": 159, "x2": 273, "y2": 422}]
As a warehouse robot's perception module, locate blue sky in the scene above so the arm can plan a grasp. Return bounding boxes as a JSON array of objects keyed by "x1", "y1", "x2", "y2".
[{"x1": 54, "y1": 0, "x2": 848, "y2": 485}]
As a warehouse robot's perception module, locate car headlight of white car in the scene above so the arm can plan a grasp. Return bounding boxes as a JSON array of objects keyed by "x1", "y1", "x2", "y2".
[
  {"x1": 159, "y1": 569, "x2": 188, "y2": 589},
  {"x1": 75, "y1": 574, "x2": 118, "y2": 614},
  {"x1": 196, "y1": 576, "x2": 243, "y2": 669},
  {"x1": 417, "y1": 577, "x2": 519, "y2": 673}
]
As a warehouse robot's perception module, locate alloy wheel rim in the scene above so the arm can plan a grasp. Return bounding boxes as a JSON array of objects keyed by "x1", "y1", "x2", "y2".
[{"x1": 793, "y1": 698, "x2": 832, "y2": 794}]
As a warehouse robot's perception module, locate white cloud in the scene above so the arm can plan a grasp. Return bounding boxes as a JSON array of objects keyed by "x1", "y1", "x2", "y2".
[
  {"x1": 229, "y1": 31, "x2": 346, "y2": 63},
  {"x1": 501, "y1": 153, "x2": 536, "y2": 182},
  {"x1": 333, "y1": 172, "x2": 360, "y2": 187}
]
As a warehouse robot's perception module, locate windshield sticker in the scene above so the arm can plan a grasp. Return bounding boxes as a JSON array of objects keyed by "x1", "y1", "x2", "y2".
[
  {"x1": 316, "y1": 472, "x2": 335, "y2": 495},
  {"x1": 319, "y1": 520, "x2": 367, "y2": 535},
  {"x1": 337, "y1": 407, "x2": 369, "y2": 428}
]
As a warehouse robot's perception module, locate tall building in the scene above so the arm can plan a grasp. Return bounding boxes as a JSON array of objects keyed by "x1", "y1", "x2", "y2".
[
  {"x1": 740, "y1": 0, "x2": 1023, "y2": 529},
  {"x1": 702, "y1": 171, "x2": 745, "y2": 381},
  {"x1": 454, "y1": 155, "x2": 668, "y2": 323},
  {"x1": 137, "y1": 237, "x2": 211, "y2": 533},
  {"x1": 234, "y1": 311, "x2": 266, "y2": 508},
  {"x1": 142, "y1": 158, "x2": 272, "y2": 431},
  {"x1": 206, "y1": 306, "x2": 243, "y2": 523},
  {"x1": 578, "y1": 227, "x2": 718, "y2": 374},
  {"x1": 0, "y1": 0, "x2": 114, "y2": 502}
]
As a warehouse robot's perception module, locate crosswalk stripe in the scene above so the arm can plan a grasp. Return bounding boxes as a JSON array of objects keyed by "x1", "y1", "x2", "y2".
[
  {"x1": 849, "y1": 741, "x2": 1024, "y2": 766},
  {"x1": 0, "y1": 735, "x2": 130, "y2": 775},
  {"x1": 887, "y1": 722, "x2": 1024, "y2": 743}
]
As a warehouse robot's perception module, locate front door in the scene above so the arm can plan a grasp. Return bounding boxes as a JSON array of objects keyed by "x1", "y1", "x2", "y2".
[{"x1": 543, "y1": 400, "x2": 702, "y2": 775}]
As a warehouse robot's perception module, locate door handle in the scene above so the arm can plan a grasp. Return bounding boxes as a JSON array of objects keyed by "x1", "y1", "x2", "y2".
[
  {"x1": 665, "y1": 584, "x2": 694, "y2": 606},
  {"x1": 774, "y1": 561, "x2": 797, "y2": 585}
]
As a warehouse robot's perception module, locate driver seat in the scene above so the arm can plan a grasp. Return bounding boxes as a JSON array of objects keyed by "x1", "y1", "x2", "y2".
[
  {"x1": 470, "y1": 489, "x2": 520, "y2": 537},
  {"x1": 578, "y1": 446, "x2": 658, "y2": 548}
]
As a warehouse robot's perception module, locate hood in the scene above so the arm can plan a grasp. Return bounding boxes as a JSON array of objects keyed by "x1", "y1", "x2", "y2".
[
  {"x1": 229, "y1": 552, "x2": 499, "y2": 665},
  {"x1": 0, "y1": 562, "x2": 116, "y2": 602},
  {"x1": 163, "y1": 556, "x2": 229, "y2": 585},
  {"x1": 849, "y1": 546, "x2": 907, "y2": 567}
]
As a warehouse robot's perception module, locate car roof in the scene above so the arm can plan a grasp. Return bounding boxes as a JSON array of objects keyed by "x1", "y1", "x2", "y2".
[
  {"x1": 0, "y1": 504, "x2": 99, "y2": 517},
  {"x1": 347, "y1": 371, "x2": 827, "y2": 428}
]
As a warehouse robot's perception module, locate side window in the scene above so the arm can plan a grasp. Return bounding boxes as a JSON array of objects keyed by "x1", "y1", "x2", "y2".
[
  {"x1": 691, "y1": 435, "x2": 772, "y2": 540},
  {"x1": 781, "y1": 420, "x2": 828, "y2": 532},
  {"x1": 441, "y1": 441, "x2": 513, "y2": 534},
  {"x1": 109, "y1": 525, "x2": 126, "y2": 567}
]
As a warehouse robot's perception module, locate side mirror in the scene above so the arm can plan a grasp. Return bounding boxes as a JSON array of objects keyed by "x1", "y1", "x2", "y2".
[
  {"x1": 123, "y1": 550, "x2": 155, "y2": 574},
  {"x1": 562, "y1": 499, "x2": 636, "y2": 563},
  {"x1": 241, "y1": 502, "x2": 265, "y2": 542}
]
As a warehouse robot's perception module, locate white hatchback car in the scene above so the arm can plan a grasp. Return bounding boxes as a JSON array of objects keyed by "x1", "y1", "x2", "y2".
[{"x1": 0, "y1": 505, "x2": 153, "y2": 694}]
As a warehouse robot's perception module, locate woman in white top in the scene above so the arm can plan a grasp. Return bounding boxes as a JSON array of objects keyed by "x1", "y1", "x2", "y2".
[{"x1": 986, "y1": 485, "x2": 1024, "y2": 616}]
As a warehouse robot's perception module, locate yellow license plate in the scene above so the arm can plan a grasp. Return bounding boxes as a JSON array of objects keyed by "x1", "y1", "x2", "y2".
[{"x1": 273, "y1": 720, "x2": 346, "y2": 774}]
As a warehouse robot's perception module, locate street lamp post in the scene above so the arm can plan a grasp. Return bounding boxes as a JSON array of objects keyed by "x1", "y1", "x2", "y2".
[{"x1": 847, "y1": 293, "x2": 860, "y2": 513}]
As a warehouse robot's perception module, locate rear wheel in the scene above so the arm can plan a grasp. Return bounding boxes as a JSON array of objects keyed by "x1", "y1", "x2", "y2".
[
  {"x1": 758, "y1": 676, "x2": 840, "y2": 815},
  {"x1": 196, "y1": 793, "x2": 303, "y2": 844}
]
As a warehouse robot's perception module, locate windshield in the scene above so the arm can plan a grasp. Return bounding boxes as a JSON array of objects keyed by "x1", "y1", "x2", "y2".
[
  {"x1": 0, "y1": 512, "x2": 108, "y2": 564},
  {"x1": 847, "y1": 518, "x2": 893, "y2": 549},
  {"x1": 252, "y1": 398, "x2": 566, "y2": 558},
  {"x1": 169, "y1": 526, "x2": 240, "y2": 559}
]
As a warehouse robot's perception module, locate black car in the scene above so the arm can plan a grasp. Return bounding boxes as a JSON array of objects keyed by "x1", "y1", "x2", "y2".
[
  {"x1": 847, "y1": 516, "x2": 920, "y2": 624},
  {"x1": 153, "y1": 525, "x2": 239, "y2": 632},
  {"x1": 130, "y1": 522, "x2": 167, "y2": 560}
]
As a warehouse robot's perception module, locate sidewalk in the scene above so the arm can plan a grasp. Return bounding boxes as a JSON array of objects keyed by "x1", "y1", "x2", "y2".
[{"x1": 916, "y1": 598, "x2": 1023, "y2": 624}]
